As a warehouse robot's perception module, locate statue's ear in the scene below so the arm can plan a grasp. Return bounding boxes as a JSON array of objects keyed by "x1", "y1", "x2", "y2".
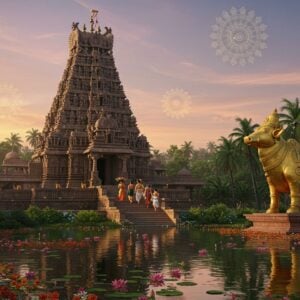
[{"x1": 272, "y1": 127, "x2": 284, "y2": 139}]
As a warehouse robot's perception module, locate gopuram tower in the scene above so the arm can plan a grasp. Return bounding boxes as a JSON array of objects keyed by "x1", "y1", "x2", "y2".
[{"x1": 34, "y1": 12, "x2": 150, "y2": 188}]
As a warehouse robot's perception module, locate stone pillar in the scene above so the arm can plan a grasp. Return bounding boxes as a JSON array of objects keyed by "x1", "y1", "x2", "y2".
[
  {"x1": 118, "y1": 155, "x2": 129, "y2": 178},
  {"x1": 89, "y1": 154, "x2": 100, "y2": 187}
]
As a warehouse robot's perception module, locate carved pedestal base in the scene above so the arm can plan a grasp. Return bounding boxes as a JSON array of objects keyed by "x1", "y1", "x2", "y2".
[{"x1": 244, "y1": 213, "x2": 300, "y2": 234}]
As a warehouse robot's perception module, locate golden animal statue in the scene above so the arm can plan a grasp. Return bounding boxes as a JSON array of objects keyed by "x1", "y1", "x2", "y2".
[{"x1": 244, "y1": 109, "x2": 300, "y2": 213}]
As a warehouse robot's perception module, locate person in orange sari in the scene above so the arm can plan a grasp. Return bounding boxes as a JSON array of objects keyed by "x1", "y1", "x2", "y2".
[
  {"x1": 118, "y1": 179, "x2": 126, "y2": 201},
  {"x1": 143, "y1": 185, "x2": 152, "y2": 208}
]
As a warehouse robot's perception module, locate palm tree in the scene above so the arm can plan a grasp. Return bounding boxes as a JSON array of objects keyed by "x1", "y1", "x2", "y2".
[
  {"x1": 25, "y1": 128, "x2": 41, "y2": 149},
  {"x1": 279, "y1": 98, "x2": 300, "y2": 141},
  {"x1": 5, "y1": 133, "x2": 23, "y2": 152},
  {"x1": 216, "y1": 137, "x2": 240, "y2": 203},
  {"x1": 181, "y1": 141, "x2": 194, "y2": 159},
  {"x1": 229, "y1": 118, "x2": 260, "y2": 209}
]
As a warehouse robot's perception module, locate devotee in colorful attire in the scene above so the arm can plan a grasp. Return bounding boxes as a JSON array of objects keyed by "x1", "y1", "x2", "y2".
[
  {"x1": 127, "y1": 180, "x2": 135, "y2": 203},
  {"x1": 135, "y1": 179, "x2": 145, "y2": 204},
  {"x1": 118, "y1": 179, "x2": 126, "y2": 201}
]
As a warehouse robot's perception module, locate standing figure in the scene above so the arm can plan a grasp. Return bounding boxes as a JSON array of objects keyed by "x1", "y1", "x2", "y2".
[
  {"x1": 118, "y1": 179, "x2": 126, "y2": 201},
  {"x1": 127, "y1": 180, "x2": 135, "y2": 203},
  {"x1": 135, "y1": 179, "x2": 145, "y2": 204},
  {"x1": 144, "y1": 185, "x2": 152, "y2": 208},
  {"x1": 152, "y1": 189, "x2": 160, "y2": 211}
]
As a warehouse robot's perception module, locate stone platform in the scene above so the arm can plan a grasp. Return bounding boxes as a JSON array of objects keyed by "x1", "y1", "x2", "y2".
[{"x1": 244, "y1": 213, "x2": 300, "y2": 234}]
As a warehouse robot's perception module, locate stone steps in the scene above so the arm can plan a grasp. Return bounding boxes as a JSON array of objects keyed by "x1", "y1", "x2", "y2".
[{"x1": 114, "y1": 201, "x2": 175, "y2": 227}]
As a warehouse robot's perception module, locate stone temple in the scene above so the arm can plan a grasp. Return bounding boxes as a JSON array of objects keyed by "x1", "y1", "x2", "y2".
[{"x1": 34, "y1": 20, "x2": 150, "y2": 188}]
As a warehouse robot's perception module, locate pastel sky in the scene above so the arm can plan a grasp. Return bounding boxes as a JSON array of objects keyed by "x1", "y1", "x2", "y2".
[{"x1": 1, "y1": 0, "x2": 300, "y2": 150}]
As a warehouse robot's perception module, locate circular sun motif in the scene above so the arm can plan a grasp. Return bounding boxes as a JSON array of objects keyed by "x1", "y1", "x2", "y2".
[
  {"x1": 210, "y1": 7, "x2": 268, "y2": 66},
  {"x1": 161, "y1": 89, "x2": 191, "y2": 119}
]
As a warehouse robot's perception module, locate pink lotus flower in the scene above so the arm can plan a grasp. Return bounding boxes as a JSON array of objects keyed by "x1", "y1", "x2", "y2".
[
  {"x1": 149, "y1": 273, "x2": 164, "y2": 287},
  {"x1": 142, "y1": 234, "x2": 149, "y2": 241},
  {"x1": 170, "y1": 268, "x2": 181, "y2": 279},
  {"x1": 138, "y1": 296, "x2": 148, "y2": 300},
  {"x1": 25, "y1": 271, "x2": 36, "y2": 280},
  {"x1": 256, "y1": 246, "x2": 269, "y2": 253},
  {"x1": 198, "y1": 249, "x2": 208, "y2": 256},
  {"x1": 93, "y1": 236, "x2": 100, "y2": 242},
  {"x1": 111, "y1": 279, "x2": 128, "y2": 292}
]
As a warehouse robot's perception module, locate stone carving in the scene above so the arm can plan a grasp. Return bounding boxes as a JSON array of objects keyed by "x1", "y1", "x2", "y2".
[
  {"x1": 244, "y1": 109, "x2": 300, "y2": 213},
  {"x1": 34, "y1": 18, "x2": 150, "y2": 188}
]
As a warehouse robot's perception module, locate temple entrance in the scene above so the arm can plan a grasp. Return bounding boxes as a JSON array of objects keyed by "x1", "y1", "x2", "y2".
[
  {"x1": 97, "y1": 159, "x2": 106, "y2": 185},
  {"x1": 96, "y1": 156, "x2": 119, "y2": 185}
]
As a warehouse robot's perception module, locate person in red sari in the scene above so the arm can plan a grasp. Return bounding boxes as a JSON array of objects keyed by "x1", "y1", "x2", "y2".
[
  {"x1": 117, "y1": 179, "x2": 126, "y2": 201},
  {"x1": 143, "y1": 184, "x2": 152, "y2": 208}
]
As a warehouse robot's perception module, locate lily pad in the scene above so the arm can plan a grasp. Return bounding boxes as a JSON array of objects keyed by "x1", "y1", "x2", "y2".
[
  {"x1": 96, "y1": 273, "x2": 107, "y2": 277},
  {"x1": 106, "y1": 292, "x2": 143, "y2": 298},
  {"x1": 156, "y1": 289, "x2": 184, "y2": 296},
  {"x1": 128, "y1": 270, "x2": 144, "y2": 274},
  {"x1": 206, "y1": 290, "x2": 224, "y2": 295},
  {"x1": 128, "y1": 275, "x2": 144, "y2": 280},
  {"x1": 164, "y1": 278, "x2": 178, "y2": 281},
  {"x1": 177, "y1": 281, "x2": 197, "y2": 286},
  {"x1": 64, "y1": 275, "x2": 81, "y2": 279},
  {"x1": 51, "y1": 278, "x2": 70, "y2": 282},
  {"x1": 127, "y1": 279, "x2": 138, "y2": 284},
  {"x1": 87, "y1": 287, "x2": 107, "y2": 293}
]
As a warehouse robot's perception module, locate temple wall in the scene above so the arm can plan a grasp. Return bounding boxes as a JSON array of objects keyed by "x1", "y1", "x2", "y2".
[{"x1": 0, "y1": 188, "x2": 99, "y2": 210}]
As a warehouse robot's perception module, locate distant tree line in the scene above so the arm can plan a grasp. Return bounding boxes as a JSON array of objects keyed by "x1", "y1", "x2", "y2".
[
  {"x1": 151, "y1": 98, "x2": 300, "y2": 210},
  {"x1": 0, "y1": 128, "x2": 41, "y2": 165}
]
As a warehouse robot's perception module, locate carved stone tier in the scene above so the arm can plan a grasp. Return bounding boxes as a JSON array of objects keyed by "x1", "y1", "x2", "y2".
[
  {"x1": 35, "y1": 19, "x2": 150, "y2": 188},
  {"x1": 245, "y1": 213, "x2": 300, "y2": 234}
]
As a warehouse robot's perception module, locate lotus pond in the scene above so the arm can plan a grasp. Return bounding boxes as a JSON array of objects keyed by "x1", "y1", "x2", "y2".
[{"x1": 0, "y1": 226, "x2": 300, "y2": 300}]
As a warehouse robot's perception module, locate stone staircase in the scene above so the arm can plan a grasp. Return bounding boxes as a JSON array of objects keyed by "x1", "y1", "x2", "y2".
[{"x1": 99, "y1": 185, "x2": 176, "y2": 227}]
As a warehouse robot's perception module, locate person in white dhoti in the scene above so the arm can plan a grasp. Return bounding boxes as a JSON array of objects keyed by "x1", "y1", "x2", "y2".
[{"x1": 135, "y1": 179, "x2": 144, "y2": 204}]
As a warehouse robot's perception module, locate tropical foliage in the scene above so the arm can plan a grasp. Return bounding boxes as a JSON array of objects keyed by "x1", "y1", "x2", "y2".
[{"x1": 152, "y1": 98, "x2": 298, "y2": 210}]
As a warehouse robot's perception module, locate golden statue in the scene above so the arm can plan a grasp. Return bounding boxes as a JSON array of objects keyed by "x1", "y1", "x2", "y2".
[{"x1": 244, "y1": 109, "x2": 300, "y2": 213}]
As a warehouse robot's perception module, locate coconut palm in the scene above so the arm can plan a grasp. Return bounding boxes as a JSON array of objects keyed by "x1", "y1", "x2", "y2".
[
  {"x1": 229, "y1": 118, "x2": 260, "y2": 209},
  {"x1": 181, "y1": 141, "x2": 194, "y2": 159},
  {"x1": 5, "y1": 133, "x2": 23, "y2": 152},
  {"x1": 216, "y1": 137, "x2": 240, "y2": 203},
  {"x1": 279, "y1": 98, "x2": 300, "y2": 141},
  {"x1": 25, "y1": 128, "x2": 41, "y2": 149}
]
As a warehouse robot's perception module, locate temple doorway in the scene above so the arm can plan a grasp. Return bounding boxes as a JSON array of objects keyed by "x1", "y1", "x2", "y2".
[
  {"x1": 97, "y1": 159, "x2": 106, "y2": 185},
  {"x1": 96, "y1": 156, "x2": 119, "y2": 185}
]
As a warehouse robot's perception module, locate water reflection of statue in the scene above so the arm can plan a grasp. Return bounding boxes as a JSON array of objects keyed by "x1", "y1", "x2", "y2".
[
  {"x1": 266, "y1": 248, "x2": 300, "y2": 297},
  {"x1": 287, "y1": 250, "x2": 300, "y2": 296}
]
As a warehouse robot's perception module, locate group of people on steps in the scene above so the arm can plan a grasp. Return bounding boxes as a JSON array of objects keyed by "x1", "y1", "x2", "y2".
[{"x1": 117, "y1": 178, "x2": 160, "y2": 211}]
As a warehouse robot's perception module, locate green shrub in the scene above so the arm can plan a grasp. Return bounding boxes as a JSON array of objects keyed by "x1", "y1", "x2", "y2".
[
  {"x1": 42, "y1": 207, "x2": 66, "y2": 224},
  {"x1": 204, "y1": 203, "x2": 237, "y2": 224},
  {"x1": 74, "y1": 210, "x2": 106, "y2": 225},
  {"x1": 25, "y1": 205, "x2": 45, "y2": 225},
  {"x1": 10, "y1": 210, "x2": 36, "y2": 227}
]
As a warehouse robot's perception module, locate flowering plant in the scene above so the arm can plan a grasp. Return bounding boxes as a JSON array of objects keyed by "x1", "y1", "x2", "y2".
[
  {"x1": 149, "y1": 273, "x2": 164, "y2": 287},
  {"x1": 111, "y1": 279, "x2": 128, "y2": 292},
  {"x1": 170, "y1": 268, "x2": 181, "y2": 279}
]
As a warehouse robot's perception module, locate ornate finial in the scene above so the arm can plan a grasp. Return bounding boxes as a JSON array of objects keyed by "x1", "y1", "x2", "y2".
[
  {"x1": 90, "y1": 9, "x2": 99, "y2": 32},
  {"x1": 97, "y1": 26, "x2": 101, "y2": 33},
  {"x1": 83, "y1": 24, "x2": 86, "y2": 32},
  {"x1": 72, "y1": 22, "x2": 79, "y2": 30},
  {"x1": 262, "y1": 109, "x2": 281, "y2": 128}
]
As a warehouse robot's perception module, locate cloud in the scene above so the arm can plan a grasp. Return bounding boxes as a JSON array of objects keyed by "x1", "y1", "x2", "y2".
[
  {"x1": 149, "y1": 60, "x2": 300, "y2": 87},
  {"x1": 72, "y1": 0, "x2": 91, "y2": 11},
  {"x1": 33, "y1": 32, "x2": 66, "y2": 40}
]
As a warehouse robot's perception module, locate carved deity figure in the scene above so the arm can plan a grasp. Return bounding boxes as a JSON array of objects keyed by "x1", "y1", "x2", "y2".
[{"x1": 244, "y1": 109, "x2": 300, "y2": 213}]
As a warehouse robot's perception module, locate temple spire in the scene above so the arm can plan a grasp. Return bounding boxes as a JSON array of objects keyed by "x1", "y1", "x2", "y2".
[{"x1": 90, "y1": 9, "x2": 99, "y2": 32}]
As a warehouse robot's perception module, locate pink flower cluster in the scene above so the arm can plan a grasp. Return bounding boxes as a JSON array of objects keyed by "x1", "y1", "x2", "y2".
[
  {"x1": 170, "y1": 268, "x2": 182, "y2": 279},
  {"x1": 149, "y1": 273, "x2": 164, "y2": 287},
  {"x1": 111, "y1": 279, "x2": 128, "y2": 292},
  {"x1": 198, "y1": 249, "x2": 208, "y2": 256}
]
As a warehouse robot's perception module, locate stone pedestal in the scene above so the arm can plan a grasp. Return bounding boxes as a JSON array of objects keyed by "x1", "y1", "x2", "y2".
[{"x1": 244, "y1": 213, "x2": 300, "y2": 234}]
